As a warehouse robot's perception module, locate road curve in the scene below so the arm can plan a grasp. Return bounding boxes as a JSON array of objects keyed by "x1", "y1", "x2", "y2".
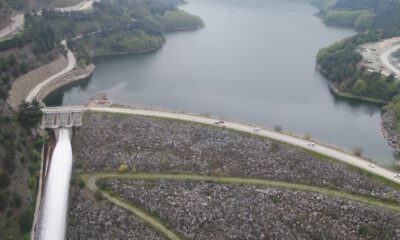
[
  {"x1": 0, "y1": 14, "x2": 24, "y2": 40},
  {"x1": 55, "y1": 0, "x2": 97, "y2": 12},
  {"x1": 26, "y1": 40, "x2": 76, "y2": 102},
  {"x1": 67, "y1": 106, "x2": 400, "y2": 184},
  {"x1": 380, "y1": 44, "x2": 400, "y2": 78}
]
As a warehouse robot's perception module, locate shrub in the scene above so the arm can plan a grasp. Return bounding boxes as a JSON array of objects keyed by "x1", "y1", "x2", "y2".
[
  {"x1": 97, "y1": 180, "x2": 107, "y2": 190},
  {"x1": 117, "y1": 163, "x2": 128, "y2": 173},
  {"x1": 0, "y1": 191, "x2": 9, "y2": 210},
  {"x1": 0, "y1": 172, "x2": 11, "y2": 189},
  {"x1": 78, "y1": 179, "x2": 85, "y2": 189},
  {"x1": 303, "y1": 133, "x2": 312, "y2": 140},
  {"x1": 131, "y1": 165, "x2": 138, "y2": 174},
  {"x1": 19, "y1": 209, "x2": 33, "y2": 233},
  {"x1": 31, "y1": 149, "x2": 41, "y2": 162},
  {"x1": 270, "y1": 141, "x2": 280, "y2": 152},
  {"x1": 274, "y1": 125, "x2": 283, "y2": 132},
  {"x1": 12, "y1": 192, "x2": 22, "y2": 208},
  {"x1": 353, "y1": 147, "x2": 363, "y2": 157},
  {"x1": 94, "y1": 190, "x2": 103, "y2": 201},
  {"x1": 213, "y1": 167, "x2": 224, "y2": 177}
]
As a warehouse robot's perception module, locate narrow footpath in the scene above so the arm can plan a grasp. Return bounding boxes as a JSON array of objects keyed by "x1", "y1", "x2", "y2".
[{"x1": 82, "y1": 172, "x2": 400, "y2": 240}]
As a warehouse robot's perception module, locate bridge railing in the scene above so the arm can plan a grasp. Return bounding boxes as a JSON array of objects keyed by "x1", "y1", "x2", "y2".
[{"x1": 41, "y1": 106, "x2": 84, "y2": 128}]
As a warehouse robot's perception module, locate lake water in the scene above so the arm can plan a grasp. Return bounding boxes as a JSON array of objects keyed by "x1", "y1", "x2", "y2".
[{"x1": 46, "y1": 0, "x2": 398, "y2": 166}]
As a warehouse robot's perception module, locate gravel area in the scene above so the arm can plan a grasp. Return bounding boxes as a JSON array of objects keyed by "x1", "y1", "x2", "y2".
[
  {"x1": 74, "y1": 113, "x2": 400, "y2": 202},
  {"x1": 104, "y1": 179, "x2": 400, "y2": 240},
  {"x1": 67, "y1": 187, "x2": 163, "y2": 240}
]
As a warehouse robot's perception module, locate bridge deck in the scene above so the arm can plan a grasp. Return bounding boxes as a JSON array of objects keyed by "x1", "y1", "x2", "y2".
[{"x1": 42, "y1": 107, "x2": 83, "y2": 128}]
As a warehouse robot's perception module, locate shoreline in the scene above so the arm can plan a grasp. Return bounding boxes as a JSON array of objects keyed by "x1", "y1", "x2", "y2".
[
  {"x1": 89, "y1": 45, "x2": 163, "y2": 59},
  {"x1": 328, "y1": 83, "x2": 388, "y2": 105}
]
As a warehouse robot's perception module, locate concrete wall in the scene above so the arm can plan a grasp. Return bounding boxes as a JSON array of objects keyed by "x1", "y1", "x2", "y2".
[
  {"x1": 7, "y1": 55, "x2": 68, "y2": 110},
  {"x1": 37, "y1": 64, "x2": 95, "y2": 102}
]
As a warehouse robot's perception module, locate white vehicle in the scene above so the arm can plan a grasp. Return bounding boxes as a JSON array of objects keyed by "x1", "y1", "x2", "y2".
[
  {"x1": 308, "y1": 141, "x2": 315, "y2": 147},
  {"x1": 253, "y1": 127, "x2": 260, "y2": 132},
  {"x1": 368, "y1": 163, "x2": 375, "y2": 168},
  {"x1": 395, "y1": 173, "x2": 400, "y2": 179}
]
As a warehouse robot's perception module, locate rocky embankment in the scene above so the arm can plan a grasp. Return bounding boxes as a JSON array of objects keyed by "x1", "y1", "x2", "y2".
[
  {"x1": 104, "y1": 179, "x2": 400, "y2": 240},
  {"x1": 74, "y1": 113, "x2": 400, "y2": 202},
  {"x1": 67, "y1": 187, "x2": 163, "y2": 240},
  {"x1": 382, "y1": 109, "x2": 400, "y2": 153}
]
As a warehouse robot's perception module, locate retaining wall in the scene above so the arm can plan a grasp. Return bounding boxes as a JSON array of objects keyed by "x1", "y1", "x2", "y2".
[{"x1": 36, "y1": 64, "x2": 95, "y2": 102}]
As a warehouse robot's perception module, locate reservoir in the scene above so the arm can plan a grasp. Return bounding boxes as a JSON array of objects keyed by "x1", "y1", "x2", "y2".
[{"x1": 46, "y1": 0, "x2": 398, "y2": 165}]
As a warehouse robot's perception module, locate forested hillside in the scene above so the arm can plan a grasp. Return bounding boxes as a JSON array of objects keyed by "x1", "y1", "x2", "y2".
[{"x1": 316, "y1": 0, "x2": 400, "y2": 106}]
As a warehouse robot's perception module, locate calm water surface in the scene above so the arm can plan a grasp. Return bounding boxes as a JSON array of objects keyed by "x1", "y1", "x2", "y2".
[{"x1": 46, "y1": 0, "x2": 398, "y2": 165}]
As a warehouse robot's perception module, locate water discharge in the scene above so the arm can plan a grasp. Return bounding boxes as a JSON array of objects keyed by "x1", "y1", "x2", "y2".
[{"x1": 39, "y1": 128, "x2": 72, "y2": 240}]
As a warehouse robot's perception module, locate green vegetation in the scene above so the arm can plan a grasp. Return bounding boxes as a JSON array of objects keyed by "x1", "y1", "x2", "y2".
[
  {"x1": 41, "y1": 0, "x2": 203, "y2": 57},
  {"x1": 117, "y1": 163, "x2": 129, "y2": 173},
  {"x1": 324, "y1": 10, "x2": 372, "y2": 29},
  {"x1": 315, "y1": 0, "x2": 400, "y2": 127},
  {"x1": 18, "y1": 100, "x2": 42, "y2": 129},
  {"x1": 78, "y1": 29, "x2": 165, "y2": 56},
  {"x1": 154, "y1": 9, "x2": 204, "y2": 32}
]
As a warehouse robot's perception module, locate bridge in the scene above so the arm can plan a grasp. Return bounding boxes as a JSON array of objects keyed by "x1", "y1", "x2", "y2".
[{"x1": 42, "y1": 106, "x2": 84, "y2": 129}]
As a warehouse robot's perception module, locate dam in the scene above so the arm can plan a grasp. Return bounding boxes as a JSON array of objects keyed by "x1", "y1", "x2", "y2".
[{"x1": 32, "y1": 107, "x2": 83, "y2": 240}]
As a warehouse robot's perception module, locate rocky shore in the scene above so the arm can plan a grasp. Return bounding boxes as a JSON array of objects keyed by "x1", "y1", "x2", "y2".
[
  {"x1": 104, "y1": 179, "x2": 400, "y2": 240},
  {"x1": 74, "y1": 113, "x2": 400, "y2": 202},
  {"x1": 67, "y1": 187, "x2": 162, "y2": 240},
  {"x1": 382, "y1": 109, "x2": 400, "y2": 154}
]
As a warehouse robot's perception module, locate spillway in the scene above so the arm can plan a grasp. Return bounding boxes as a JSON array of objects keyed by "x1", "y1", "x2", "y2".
[{"x1": 39, "y1": 128, "x2": 73, "y2": 240}]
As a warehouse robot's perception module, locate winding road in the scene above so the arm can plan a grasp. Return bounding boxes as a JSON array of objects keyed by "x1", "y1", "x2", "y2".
[
  {"x1": 25, "y1": 40, "x2": 76, "y2": 102},
  {"x1": 380, "y1": 44, "x2": 400, "y2": 77},
  {"x1": 55, "y1": 0, "x2": 98, "y2": 12},
  {"x1": 0, "y1": 14, "x2": 24, "y2": 40}
]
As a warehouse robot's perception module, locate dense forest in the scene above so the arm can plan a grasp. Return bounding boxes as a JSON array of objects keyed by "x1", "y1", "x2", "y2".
[
  {"x1": 39, "y1": 0, "x2": 203, "y2": 56},
  {"x1": 315, "y1": 0, "x2": 400, "y2": 127}
]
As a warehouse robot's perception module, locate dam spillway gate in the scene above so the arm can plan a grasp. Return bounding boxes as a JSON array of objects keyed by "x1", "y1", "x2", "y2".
[{"x1": 42, "y1": 107, "x2": 84, "y2": 129}]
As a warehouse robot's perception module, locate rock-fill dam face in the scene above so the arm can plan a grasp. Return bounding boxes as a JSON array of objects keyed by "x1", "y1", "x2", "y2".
[{"x1": 39, "y1": 128, "x2": 73, "y2": 240}]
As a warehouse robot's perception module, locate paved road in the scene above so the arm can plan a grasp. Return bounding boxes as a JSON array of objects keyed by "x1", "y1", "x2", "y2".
[
  {"x1": 26, "y1": 40, "x2": 76, "y2": 102},
  {"x1": 46, "y1": 106, "x2": 397, "y2": 184},
  {"x1": 0, "y1": 14, "x2": 24, "y2": 40},
  {"x1": 55, "y1": 0, "x2": 98, "y2": 12},
  {"x1": 380, "y1": 44, "x2": 400, "y2": 78}
]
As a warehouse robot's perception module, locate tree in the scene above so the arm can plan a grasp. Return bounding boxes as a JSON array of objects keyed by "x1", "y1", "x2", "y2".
[
  {"x1": 18, "y1": 100, "x2": 42, "y2": 129},
  {"x1": 352, "y1": 79, "x2": 367, "y2": 96},
  {"x1": 19, "y1": 209, "x2": 33, "y2": 233},
  {"x1": 0, "y1": 172, "x2": 10, "y2": 189}
]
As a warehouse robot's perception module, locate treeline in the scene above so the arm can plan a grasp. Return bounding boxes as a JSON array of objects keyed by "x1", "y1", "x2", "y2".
[
  {"x1": 154, "y1": 9, "x2": 204, "y2": 32},
  {"x1": 0, "y1": 14, "x2": 56, "y2": 54},
  {"x1": 317, "y1": 0, "x2": 400, "y2": 31},
  {"x1": 317, "y1": 29, "x2": 400, "y2": 102},
  {"x1": 316, "y1": 0, "x2": 400, "y2": 128},
  {"x1": 0, "y1": 100, "x2": 43, "y2": 239},
  {"x1": 44, "y1": 0, "x2": 203, "y2": 56},
  {"x1": 78, "y1": 29, "x2": 165, "y2": 56}
]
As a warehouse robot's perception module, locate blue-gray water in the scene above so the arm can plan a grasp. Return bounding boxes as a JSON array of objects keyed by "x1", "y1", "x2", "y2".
[{"x1": 46, "y1": 0, "x2": 398, "y2": 165}]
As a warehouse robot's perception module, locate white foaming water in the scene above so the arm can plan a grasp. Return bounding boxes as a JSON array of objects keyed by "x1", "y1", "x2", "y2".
[{"x1": 39, "y1": 128, "x2": 73, "y2": 240}]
